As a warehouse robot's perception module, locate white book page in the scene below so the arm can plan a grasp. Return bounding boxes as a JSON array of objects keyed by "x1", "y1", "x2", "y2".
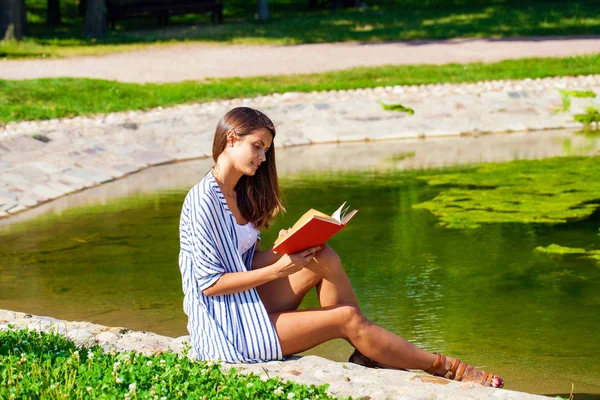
[
  {"x1": 342, "y1": 209, "x2": 359, "y2": 224},
  {"x1": 330, "y1": 202, "x2": 346, "y2": 223}
]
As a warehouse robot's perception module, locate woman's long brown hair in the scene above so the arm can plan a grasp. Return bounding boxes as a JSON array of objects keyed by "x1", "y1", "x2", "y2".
[{"x1": 212, "y1": 107, "x2": 284, "y2": 230}]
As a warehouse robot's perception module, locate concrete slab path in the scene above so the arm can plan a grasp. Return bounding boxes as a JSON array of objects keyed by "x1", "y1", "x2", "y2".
[{"x1": 1, "y1": 36, "x2": 599, "y2": 83}]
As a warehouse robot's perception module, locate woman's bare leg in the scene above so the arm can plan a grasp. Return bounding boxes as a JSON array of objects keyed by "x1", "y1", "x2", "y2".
[
  {"x1": 310, "y1": 245, "x2": 359, "y2": 309},
  {"x1": 271, "y1": 306, "x2": 504, "y2": 388},
  {"x1": 258, "y1": 246, "x2": 388, "y2": 367},
  {"x1": 260, "y1": 247, "x2": 503, "y2": 387},
  {"x1": 271, "y1": 305, "x2": 435, "y2": 370},
  {"x1": 259, "y1": 245, "x2": 432, "y2": 369},
  {"x1": 258, "y1": 245, "x2": 389, "y2": 367},
  {"x1": 257, "y1": 245, "x2": 359, "y2": 314}
]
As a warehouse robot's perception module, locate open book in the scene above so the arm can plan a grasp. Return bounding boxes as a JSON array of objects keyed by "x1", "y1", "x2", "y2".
[{"x1": 272, "y1": 202, "x2": 358, "y2": 255}]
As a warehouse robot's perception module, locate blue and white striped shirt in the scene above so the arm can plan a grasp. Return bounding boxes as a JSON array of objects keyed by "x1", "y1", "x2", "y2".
[{"x1": 178, "y1": 173, "x2": 282, "y2": 363}]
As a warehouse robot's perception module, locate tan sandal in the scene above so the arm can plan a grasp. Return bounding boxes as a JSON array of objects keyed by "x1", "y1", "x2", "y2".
[{"x1": 425, "y1": 353, "x2": 504, "y2": 388}]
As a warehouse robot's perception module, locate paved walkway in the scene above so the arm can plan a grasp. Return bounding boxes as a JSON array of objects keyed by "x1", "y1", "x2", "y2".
[{"x1": 1, "y1": 36, "x2": 600, "y2": 83}]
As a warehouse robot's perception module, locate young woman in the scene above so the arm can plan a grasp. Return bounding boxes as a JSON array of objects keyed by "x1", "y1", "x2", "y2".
[{"x1": 178, "y1": 107, "x2": 504, "y2": 388}]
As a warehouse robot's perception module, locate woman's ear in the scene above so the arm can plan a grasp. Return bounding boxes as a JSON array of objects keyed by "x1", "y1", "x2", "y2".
[{"x1": 226, "y1": 130, "x2": 237, "y2": 147}]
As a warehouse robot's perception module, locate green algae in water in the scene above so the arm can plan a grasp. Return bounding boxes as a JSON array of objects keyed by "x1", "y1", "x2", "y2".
[
  {"x1": 535, "y1": 244, "x2": 589, "y2": 254},
  {"x1": 574, "y1": 106, "x2": 600, "y2": 129},
  {"x1": 575, "y1": 127, "x2": 600, "y2": 138},
  {"x1": 413, "y1": 156, "x2": 600, "y2": 229},
  {"x1": 556, "y1": 89, "x2": 597, "y2": 113},
  {"x1": 383, "y1": 151, "x2": 416, "y2": 164},
  {"x1": 535, "y1": 244, "x2": 600, "y2": 266}
]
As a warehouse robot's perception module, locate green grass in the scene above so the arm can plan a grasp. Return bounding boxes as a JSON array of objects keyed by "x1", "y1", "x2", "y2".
[
  {"x1": 3, "y1": 0, "x2": 600, "y2": 58},
  {"x1": 0, "y1": 328, "x2": 339, "y2": 399},
  {"x1": 2, "y1": 53, "x2": 599, "y2": 123}
]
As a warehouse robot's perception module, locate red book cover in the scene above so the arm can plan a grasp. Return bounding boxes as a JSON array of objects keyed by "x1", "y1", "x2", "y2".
[{"x1": 272, "y1": 203, "x2": 358, "y2": 255}]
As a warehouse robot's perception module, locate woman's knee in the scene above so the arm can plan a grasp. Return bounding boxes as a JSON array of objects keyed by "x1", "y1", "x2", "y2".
[
  {"x1": 334, "y1": 305, "x2": 369, "y2": 338},
  {"x1": 315, "y1": 245, "x2": 342, "y2": 269}
]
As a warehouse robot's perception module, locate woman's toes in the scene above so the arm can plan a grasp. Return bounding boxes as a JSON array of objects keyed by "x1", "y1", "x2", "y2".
[
  {"x1": 461, "y1": 364, "x2": 503, "y2": 388},
  {"x1": 492, "y1": 375, "x2": 504, "y2": 388}
]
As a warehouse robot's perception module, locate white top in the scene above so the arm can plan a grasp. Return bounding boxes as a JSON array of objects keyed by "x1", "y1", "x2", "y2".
[
  {"x1": 178, "y1": 173, "x2": 282, "y2": 363},
  {"x1": 234, "y1": 220, "x2": 259, "y2": 255}
]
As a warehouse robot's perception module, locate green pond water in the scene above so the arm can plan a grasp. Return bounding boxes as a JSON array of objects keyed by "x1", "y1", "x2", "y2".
[{"x1": 1, "y1": 163, "x2": 599, "y2": 398}]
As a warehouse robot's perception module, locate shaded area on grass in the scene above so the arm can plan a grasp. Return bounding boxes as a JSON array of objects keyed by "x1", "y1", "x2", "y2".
[
  {"x1": 1, "y1": 53, "x2": 599, "y2": 123},
  {"x1": 2, "y1": 0, "x2": 600, "y2": 58}
]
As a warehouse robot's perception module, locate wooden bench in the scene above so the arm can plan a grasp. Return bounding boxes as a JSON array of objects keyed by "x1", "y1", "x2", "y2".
[
  {"x1": 106, "y1": 0, "x2": 223, "y2": 28},
  {"x1": 309, "y1": 0, "x2": 363, "y2": 9}
]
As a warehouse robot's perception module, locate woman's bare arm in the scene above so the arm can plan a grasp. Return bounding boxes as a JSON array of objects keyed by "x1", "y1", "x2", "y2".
[
  {"x1": 252, "y1": 241, "x2": 283, "y2": 269},
  {"x1": 202, "y1": 266, "x2": 279, "y2": 297},
  {"x1": 202, "y1": 245, "x2": 322, "y2": 297},
  {"x1": 252, "y1": 228, "x2": 289, "y2": 269}
]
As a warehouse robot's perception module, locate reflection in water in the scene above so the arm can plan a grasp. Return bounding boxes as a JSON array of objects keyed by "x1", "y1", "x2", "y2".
[
  {"x1": 1, "y1": 167, "x2": 599, "y2": 398},
  {"x1": 403, "y1": 257, "x2": 445, "y2": 351}
]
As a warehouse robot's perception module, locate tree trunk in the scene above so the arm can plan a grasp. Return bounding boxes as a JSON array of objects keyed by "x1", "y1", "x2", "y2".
[
  {"x1": 0, "y1": 0, "x2": 26, "y2": 40},
  {"x1": 79, "y1": 0, "x2": 87, "y2": 17},
  {"x1": 21, "y1": 0, "x2": 28, "y2": 34},
  {"x1": 256, "y1": 0, "x2": 269, "y2": 21},
  {"x1": 47, "y1": 0, "x2": 62, "y2": 25},
  {"x1": 83, "y1": 0, "x2": 107, "y2": 38}
]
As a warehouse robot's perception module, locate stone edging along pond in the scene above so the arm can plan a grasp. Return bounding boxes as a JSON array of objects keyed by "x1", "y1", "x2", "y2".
[
  {"x1": 0, "y1": 75, "x2": 599, "y2": 219},
  {"x1": 0, "y1": 309, "x2": 549, "y2": 400}
]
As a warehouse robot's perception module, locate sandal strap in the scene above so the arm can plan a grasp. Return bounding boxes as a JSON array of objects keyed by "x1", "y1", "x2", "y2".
[
  {"x1": 483, "y1": 373, "x2": 504, "y2": 388},
  {"x1": 427, "y1": 356, "x2": 503, "y2": 387},
  {"x1": 480, "y1": 372, "x2": 492, "y2": 386},
  {"x1": 455, "y1": 361, "x2": 468, "y2": 381},
  {"x1": 426, "y1": 353, "x2": 446, "y2": 376},
  {"x1": 444, "y1": 359, "x2": 461, "y2": 379}
]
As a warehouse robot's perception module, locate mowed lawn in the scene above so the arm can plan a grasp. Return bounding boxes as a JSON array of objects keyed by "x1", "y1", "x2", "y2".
[
  {"x1": 2, "y1": 0, "x2": 600, "y2": 58},
  {"x1": 1, "y1": 53, "x2": 598, "y2": 123}
]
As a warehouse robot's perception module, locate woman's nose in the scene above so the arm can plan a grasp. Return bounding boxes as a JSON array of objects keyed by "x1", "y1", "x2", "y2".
[{"x1": 259, "y1": 149, "x2": 266, "y2": 161}]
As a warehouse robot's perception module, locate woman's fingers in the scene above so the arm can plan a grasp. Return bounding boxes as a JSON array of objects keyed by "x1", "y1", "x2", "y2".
[
  {"x1": 293, "y1": 245, "x2": 323, "y2": 264},
  {"x1": 278, "y1": 229, "x2": 289, "y2": 238},
  {"x1": 280, "y1": 245, "x2": 323, "y2": 272},
  {"x1": 302, "y1": 245, "x2": 323, "y2": 257}
]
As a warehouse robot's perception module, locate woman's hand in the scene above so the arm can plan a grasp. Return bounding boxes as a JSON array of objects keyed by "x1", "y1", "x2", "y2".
[
  {"x1": 272, "y1": 245, "x2": 322, "y2": 278},
  {"x1": 278, "y1": 228, "x2": 289, "y2": 238}
]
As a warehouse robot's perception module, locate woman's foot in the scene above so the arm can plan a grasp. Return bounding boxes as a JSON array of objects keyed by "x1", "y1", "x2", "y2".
[
  {"x1": 348, "y1": 349, "x2": 408, "y2": 371},
  {"x1": 425, "y1": 353, "x2": 504, "y2": 388},
  {"x1": 348, "y1": 349, "x2": 379, "y2": 368}
]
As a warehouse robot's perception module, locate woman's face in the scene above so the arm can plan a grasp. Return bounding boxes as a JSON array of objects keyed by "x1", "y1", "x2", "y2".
[{"x1": 229, "y1": 127, "x2": 273, "y2": 176}]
